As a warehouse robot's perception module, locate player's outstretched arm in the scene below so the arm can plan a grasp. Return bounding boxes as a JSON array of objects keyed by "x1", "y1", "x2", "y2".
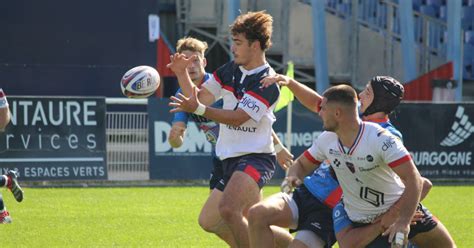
[
  {"x1": 260, "y1": 74, "x2": 323, "y2": 113},
  {"x1": 169, "y1": 87, "x2": 251, "y2": 126},
  {"x1": 168, "y1": 122, "x2": 186, "y2": 148},
  {"x1": 382, "y1": 159, "x2": 422, "y2": 244}
]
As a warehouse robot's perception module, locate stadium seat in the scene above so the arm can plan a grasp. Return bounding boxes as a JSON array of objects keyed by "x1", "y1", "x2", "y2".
[
  {"x1": 439, "y1": 6, "x2": 447, "y2": 21},
  {"x1": 466, "y1": 31, "x2": 474, "y2": 44},
  {"x1": 420, "y1": 5, "x2": 438, "y2": 17},
  {"x1": 426, "y1": 0, "x2": 442, "y2": 7},
  {"x1": 412, "y1": 0, "x2": 422, "y2": 11}
]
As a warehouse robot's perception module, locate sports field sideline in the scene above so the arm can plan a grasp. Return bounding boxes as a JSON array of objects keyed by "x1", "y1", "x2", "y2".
[{"x1": 0, "y1": 185, "x2": 472, "y2": 247}]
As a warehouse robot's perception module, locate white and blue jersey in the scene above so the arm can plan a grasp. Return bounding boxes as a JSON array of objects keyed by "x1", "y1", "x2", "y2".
[
  {"x1": 203, "y1": 61, "x2": 280, "y2": 160},
  {"x1": 172, "y1": 73, "x2": 222, "y2": 146}
]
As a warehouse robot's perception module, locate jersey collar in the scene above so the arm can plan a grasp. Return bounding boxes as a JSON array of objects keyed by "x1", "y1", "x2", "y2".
[
  {"x1": 338, "y1": 122, "x2": 366, "y2": 155},
  {"x1": 239, "y1": 63, "x2": 269, "y2": 75}
]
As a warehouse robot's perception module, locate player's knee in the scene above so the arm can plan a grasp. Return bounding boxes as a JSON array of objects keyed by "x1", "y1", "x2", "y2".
[
  {"x1": 247, "y1": 203, "x2": 268, "y2": 226},
  {"x1": 198, "y1": 213, "x2": 216, "y2": 233},
  {"x1": 218, "y1": 202, "x2": 239, "y2": 223}
]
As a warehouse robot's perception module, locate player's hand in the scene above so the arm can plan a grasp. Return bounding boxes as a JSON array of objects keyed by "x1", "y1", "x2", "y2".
[
  {"x1": 260, "y1": 74, "x2": 292, "y2": 88},
  {"x1": 410, "y1": 210, "x2": 424, "y2": 225},
  {"x1": 169, "y1": 86, "x2": 200, "y2": 113},
  {"x1": 280, "y1": 176, "x2": 301, "y2": 194},
  {"x1": 382, "y1": 221, "x2": 410, "y2": 247},
  {"x1": 276, "y1": 146, "x2": 294, "y2": 170},
  {"x1": 286, "y1": 175, "x2": 302, "y2": 188},
  {"x1": 167, "y1": 53, "x2": 196, "y2": 74}
]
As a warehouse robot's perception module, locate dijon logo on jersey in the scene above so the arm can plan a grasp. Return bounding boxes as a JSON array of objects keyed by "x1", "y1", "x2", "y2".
[
  {"x1": 240, "y1": 96, "x2": 260, "y2": 113},
  {"x1": 440, "y1": 106, "x2": 473, "y2": 147}
]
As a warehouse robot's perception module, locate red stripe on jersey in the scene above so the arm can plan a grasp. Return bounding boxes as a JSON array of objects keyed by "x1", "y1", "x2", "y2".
[
  {"x1": 315, "y1": 99, "x2": 321, "y2": 113},
  {"x1": 223, "y1": 85, "x2": 234, "y2": 93},
  {"x1": 303, "y1": 150, "x2": 321, "y2": 164},
  {"x1": 388, "y1": 154, "x2": 412, "y2": 168},
  {"x1": 323, "y1": 186, "x2": 343, "y2": 208},
  {"x1": 247, "y1": 91, "x2": 270, "y2": 107},
  {"x1": 244, "y1": 165, "x2": 261, "y2": 182},
  {"x1": 213, "y1": 71, "x2": 224, "y2": 87},
  {"x1": 370, "y1": 117, "x2": 389, "y2": 123},
  {"x1": 349, "y1": 123, "x2": 365, "y2": 155}
]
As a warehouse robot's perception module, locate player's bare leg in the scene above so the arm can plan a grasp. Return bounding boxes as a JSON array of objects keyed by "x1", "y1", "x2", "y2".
[
  {"x1": 199, "y1": 189, "x2": 237, "y2": 247},
  {"x1": 248, "y1": 193, "x2": 294, "y2": 248},
  {"x1": 219, "y1": 171, "x2": 261, "y2": 247},
  {"x1": 410, "y1": 221, "x2": 456, "y2": 248}
]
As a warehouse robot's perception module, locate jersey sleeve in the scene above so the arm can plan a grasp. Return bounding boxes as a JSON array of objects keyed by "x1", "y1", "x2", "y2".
[
  {"x1": 237, "y1": 75, "x2": 280, "y2": 122},
  {"x1": 202, "y1": 63, "x2": 231, "y2": 100},
  {"x1": 304, "y1": 132, "x2": 328, "y2": 164},
  {"x1": 377, "y1": 130, "x2": 411, "y2": 169},
  {"x1": 171, "y1": 88, "x2": 189, "y2": 124}
]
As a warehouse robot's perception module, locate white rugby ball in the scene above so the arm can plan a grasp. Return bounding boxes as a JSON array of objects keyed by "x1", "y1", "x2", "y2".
[{"x1": 121, "y1": 65, "x2": 160, "y2": 98}]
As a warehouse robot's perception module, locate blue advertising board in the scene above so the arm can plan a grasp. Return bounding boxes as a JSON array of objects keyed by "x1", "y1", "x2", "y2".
[
  {"x1": 392, "y1": 103, "x2": 474, "y2": 179},
  {"x1": 148, "y1": 98, "x2": 323, "y2": 180},
  {"x1": 0, "y1": 97, "x2": 107, "y2": 180}
]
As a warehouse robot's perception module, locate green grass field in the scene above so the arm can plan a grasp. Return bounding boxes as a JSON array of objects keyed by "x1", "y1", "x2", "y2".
[{"x1": 0, "y1": 185, "x2": 472, "y2": 247}]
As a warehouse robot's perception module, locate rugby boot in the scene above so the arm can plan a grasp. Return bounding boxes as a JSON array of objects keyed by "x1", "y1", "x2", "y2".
[
  {"x1": 0, "y1": 210, "x2": 12, "y2": 224},
  {"x1": 6, "y1": 170, "x2": 24, "y2": 202}
]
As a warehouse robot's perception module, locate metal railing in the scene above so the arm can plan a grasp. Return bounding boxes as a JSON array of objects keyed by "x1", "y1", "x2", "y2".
[{"x1": 106, "y1": 98, "x2": 149, "y2": 180}]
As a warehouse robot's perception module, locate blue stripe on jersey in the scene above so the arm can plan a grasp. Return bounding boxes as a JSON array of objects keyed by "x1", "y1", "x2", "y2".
[
  {"x1": 303, "y1": 163, "x2": 340, "y2": 204},
  {"x1": 333, "y1": 201, "x2": 353, "y2": 233}
]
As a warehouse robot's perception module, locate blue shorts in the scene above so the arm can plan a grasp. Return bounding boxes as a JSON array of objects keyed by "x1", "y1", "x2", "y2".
[
  {"x1": 215, "y1": 153, "x2": 275, "y2": 191},
  {"x1": 333, "y1": 202, "x2": 438, "y2": 247},
  {"x1": 209, "y1": 156, "x2": 223, "y2": 190},
  {"x1": 290, "y1": 185, "x2": 336, "y2": 247}
]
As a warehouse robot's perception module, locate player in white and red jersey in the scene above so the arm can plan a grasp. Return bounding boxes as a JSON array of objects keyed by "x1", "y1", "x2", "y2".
[
  {"x1": 300, "y1": 85, "x2": 422, "y2": 247},
  {"x1": 167, "y1": 11, "x2": 293, "y2": 247},
  {"x1": 0, "y1": 88, "x2": 25, "y2": 224},
  {"x1": 332, "y1": 76, "x2": 456, "y2": 248}
]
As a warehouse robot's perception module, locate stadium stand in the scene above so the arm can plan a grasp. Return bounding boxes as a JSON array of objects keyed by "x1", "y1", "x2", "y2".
[{"x1": 311, "y1": 0, "x2": 474, "y2": 81}]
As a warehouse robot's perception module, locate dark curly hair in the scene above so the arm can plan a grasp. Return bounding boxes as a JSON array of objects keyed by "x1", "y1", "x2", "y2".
[{"x1": 230, "y1": 11, "x2": 273, "y2": 51}]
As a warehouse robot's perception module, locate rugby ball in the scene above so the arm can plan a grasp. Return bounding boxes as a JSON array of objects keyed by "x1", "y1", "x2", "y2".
[{"x1": 121, "y1": 65, "x2": 160, "y2": 98}]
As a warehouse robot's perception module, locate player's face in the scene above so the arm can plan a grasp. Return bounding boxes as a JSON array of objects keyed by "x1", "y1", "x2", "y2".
[
  {"x1": 231, "y1": 33, "x2": 253, "y2": 66},
  {"x1": 319, "y1": 98, "x2": 338, "y2": 131},
  {"x1": 359, "y1": 83, "x2": 374, "y2": 114},
  {"x1": 181, "y1": 50, "x2": 207, "y2": 84}
]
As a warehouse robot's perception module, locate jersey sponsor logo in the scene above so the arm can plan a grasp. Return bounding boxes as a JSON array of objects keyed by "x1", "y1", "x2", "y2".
[
  {"x1": 329, "y1": 148, "x2": 342, "y2": 156},
  {"x1": 240, "y1": 96, "x2": 261, "y2": 113},
  {"x1": 359, "y1": 186, "x2": 385, "y2": 207},
  {"x1": 440, "y1": 106, "x2": 473, "y2": 147},
  {"x1": 382, "y1": 137, "x2": 396, "y2": 151},
  {"x1": 366, "y1": 155, "x2": 374, "y2": 162},
  {"x1": 359, "y1": 164, "x2": 380, "y2": 172},
  {"x1": 345, "y1": 162, "x2": 355, "y2": 173},
  {"x1": 333, "y1": 159, "x2": 341, "y2": 167},
  {"x1": 225, "y1": 124, "x2": 257, "y2": 133}
]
